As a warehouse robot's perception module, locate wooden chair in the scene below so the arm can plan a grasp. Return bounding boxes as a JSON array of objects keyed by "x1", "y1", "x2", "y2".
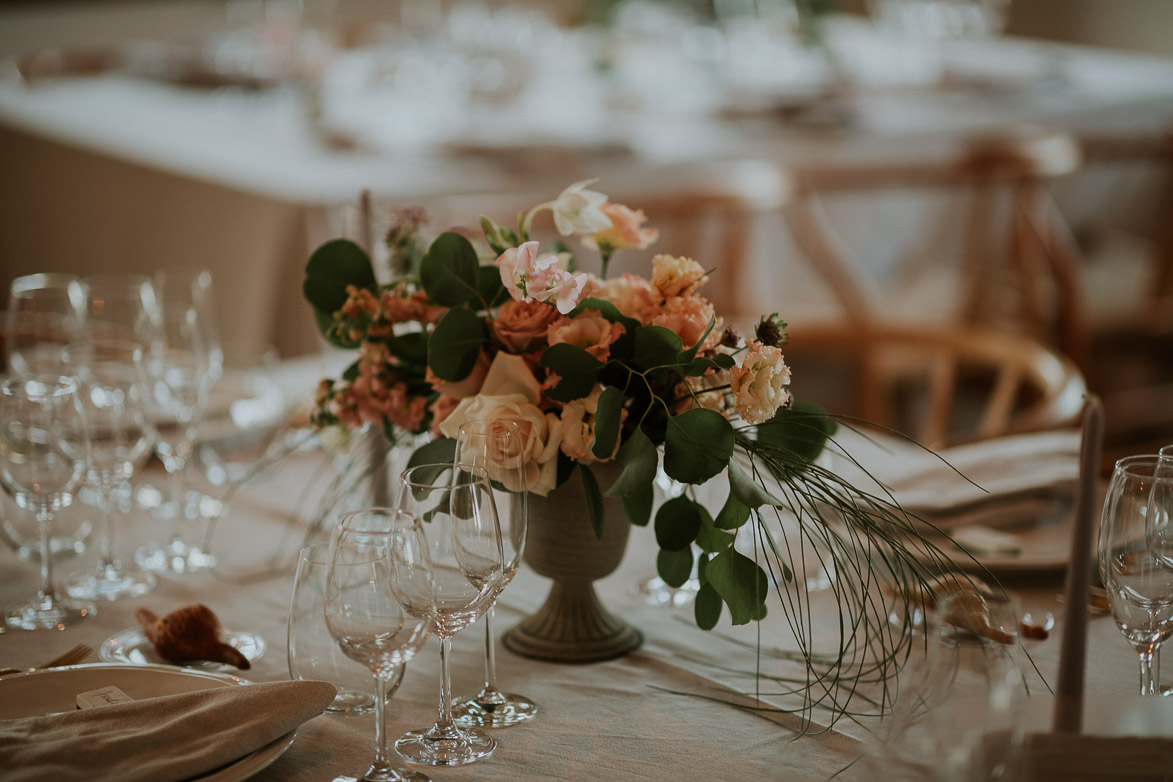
[
  {"x1": 781, "y1": 127, "x2": 1089, "y2": 370},
  {"x1": 781, "y1": 322, "x2": 1088, "y2": 450}
]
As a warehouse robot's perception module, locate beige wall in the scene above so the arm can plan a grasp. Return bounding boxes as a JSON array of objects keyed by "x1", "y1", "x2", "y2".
[{"x1": 1006, "y1": 0, "x2": 1173, "y2": 57}]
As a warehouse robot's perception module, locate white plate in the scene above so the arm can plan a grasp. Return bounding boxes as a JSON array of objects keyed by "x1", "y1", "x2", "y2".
[
  {"x1": 99, "y1": 626, "x2": 265, "y2": 672},
  {"x1": 0, "y1": 663, "x2": 295, "y2": 782}
]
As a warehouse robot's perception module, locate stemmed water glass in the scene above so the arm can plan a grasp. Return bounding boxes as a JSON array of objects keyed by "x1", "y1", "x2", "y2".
[
  {"x1": 450, "y1": 420, "x2": 539, "y2": 728},
  {"x1": 1098, "y1": 454, "x2": 1173, "y2": 696},
  {"x1": 61, "y1": 339, "x2": 157, "y2": 601},
  {"x1": 0, "y1": 376, "x2": 94, "y2": 629},
  {"x1": 324, "y1": 508, "x2": 436, "y2": 782},
  {"x1": 394, "y1": 464, "x2": 504, "y2": 767},
  {"x1": 135, "y1": 269, "x2": 219, "y2": 574},
  {"x1": 5, "y1": 273, "x2": 87, "y2": 375}
]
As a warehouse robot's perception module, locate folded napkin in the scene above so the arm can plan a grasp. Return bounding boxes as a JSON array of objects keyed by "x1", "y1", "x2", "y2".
[
  {"x1": 827, "y1": 428, "x2": 1082, "y2": 529},
  {"x1": 0, "y1": 679, "x2": 335, "y2": 782}
]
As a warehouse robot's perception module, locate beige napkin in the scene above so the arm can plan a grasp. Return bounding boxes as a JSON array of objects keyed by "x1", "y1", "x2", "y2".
[
  {"x1": 827, "y1": 428, "x2": 1082, "y2": 529},
  {"x1": 0, "y1": 679, "x2": 335, "y2": 782}
]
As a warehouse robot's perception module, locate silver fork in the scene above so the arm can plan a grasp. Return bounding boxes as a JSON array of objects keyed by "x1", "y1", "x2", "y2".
[{"x1": 0, "y1": 643, "x2": 93, "y2": 676}]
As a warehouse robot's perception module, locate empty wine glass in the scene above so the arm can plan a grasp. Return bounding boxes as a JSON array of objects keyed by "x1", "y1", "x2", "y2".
[
  {"x1": 325, "y1": 509, "x2": 435, "y2": 782},
  {"x1": 5, "y1": 273, "x2": 87, "y2": 375},
  {"x1": 394, "y1": 464, "x2": 504, "y2": 767},
  {"x1": 450, "y1": 420, "x2": 539, "y2": 728},
  {"x1": 61, "y1": 339, "x2": 157, "y2": 601},
  {"x1": 0, "y1": 376, "x2": 95, "y2": 629},
  {"x1": 135, "y1": 269, "x2": 218, "y2": 574},
  {"x1": 1099, "y1": 454, "x2": 1173, "y2": 696},
  {"x1": 866, "y1": 590, "x2": 1024, "y2": 781}
]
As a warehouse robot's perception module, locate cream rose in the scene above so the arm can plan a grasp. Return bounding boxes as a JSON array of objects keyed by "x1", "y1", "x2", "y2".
[
  {"x1": 438, "y1": 353, "x2": 563, "y2": 495},
  {"x1": 729, "y1": 341, "x2": 792, "y2": 426}
]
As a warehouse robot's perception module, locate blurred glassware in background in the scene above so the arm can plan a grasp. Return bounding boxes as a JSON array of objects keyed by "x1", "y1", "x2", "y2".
[
  {"x1": 135, "y1": 267, "x2": 220, "y2": 575},
  {"x1": 196, "y1": 346, "x2": 287, "y2": 488},
  {"x1": 0, "y1": 376, "x2": 95, "y2": 630},
  {"x1": 5, "y1": 273, "x2": 87, "y2": 376},
  {"x1": 61, "y1": 339, "x2": 157, "y2": 601}
]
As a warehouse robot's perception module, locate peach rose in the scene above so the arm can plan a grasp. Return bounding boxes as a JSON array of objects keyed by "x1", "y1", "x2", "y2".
[
  {"x1": 426, "y1": 349, "x2": 490, "y2": 400},
  {"x1": 595, "y1": 273, "x2": 658, "y2": 322},
  {"x1": 584, "y1": 202, "x2": 658, "y2": 254},
  {"x1": 651, "y1": 254, "x2": 708, "y2": 299},
  {"x1": 729, "y1": 341, "x2": 792, "y2": 426},
  {"x1": 560, "y1": 384, "x2": 622, "y2": 464},
  {"x1": 492, "y1": 299, "x2": 561, "y2": 354},
  {"x1": 547, "y1": 310, "x2": 626, "y2": 362},
  {"x1": 646, "y1": 296, "x2": 723, "y2": 353},
  {"x1": 438, "y1": 353, "x2": 563, "y2": 495},
  {"x1": 429, "y1": 393, "x2": 461, "y2": 435}
]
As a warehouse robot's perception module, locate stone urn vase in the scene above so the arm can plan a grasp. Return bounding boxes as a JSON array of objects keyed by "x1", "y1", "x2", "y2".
[{"x1": 503, "y1": 463, "x2": 643, "y2": 663}]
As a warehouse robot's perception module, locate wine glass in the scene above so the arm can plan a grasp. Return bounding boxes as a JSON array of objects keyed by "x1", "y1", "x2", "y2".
[
  {"x1": 61, "y1": 339, "x2": 157, "y2": 601},
  {"x1": 450, "y1": 420, "x2": 539, "y2": 728},
  {"x1": 5, "y1": 273, "x2": 87, "y2": 375},
  {"x1": 0, "y1": 376, "x2": 95, "y2": 629},
  {"x1": 135, "y1": 269, "x2": 218, "y2": 574},
  {"x1": 1098, "y1": 454, "x2": 1173, "y2": 696},
  {"x1": 325, "y1": 508, "x2": 435, "y2": 782},
  {"x1": 394, "y1": 464, "x2": 504, "y2": 767},
  {"x1": 866, "y1": 590, "x2": 1024, "y2": 780}
]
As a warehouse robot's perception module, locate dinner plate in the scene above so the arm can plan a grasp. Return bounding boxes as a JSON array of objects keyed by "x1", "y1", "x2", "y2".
[
  {"x1": 99, "y1": 626, "x2": 265, "y2": 672},
  {"x1": 0, "y1": 663, "x2": 295, "y2": 782},
  {"x1": 908, "y1": 500, "x2": 1077, "y2": 574}
]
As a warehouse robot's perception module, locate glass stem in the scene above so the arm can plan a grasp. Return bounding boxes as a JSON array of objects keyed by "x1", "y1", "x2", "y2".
[
  {"x1": 482, "y1": 606, "x2": 499, "y2": 693},
  {"x1": 434, "y1": 635, "x2": 458, "y2": 735},
  {"x1": 98, "y1": 485, "x2": 115, "y2": 568},
  {"x1": 35, "y1": 508, "x2": 56, "y2": 603},
  {"x1": 1140, "y1": 646, "x2": 1158, "y2": 696},
  {"x1": 371, "y1": 670, "x2": 393, "y2": 773}
]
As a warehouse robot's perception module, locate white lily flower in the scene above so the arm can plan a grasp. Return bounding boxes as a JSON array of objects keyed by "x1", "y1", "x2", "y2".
[{"x1": 551, "y1": 179, "x2": 612, "y2": 237}]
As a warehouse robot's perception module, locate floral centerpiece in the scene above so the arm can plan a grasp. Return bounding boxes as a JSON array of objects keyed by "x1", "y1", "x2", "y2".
[{"x1": 303, "y1": 180, "x2": 936, "y2": 718}]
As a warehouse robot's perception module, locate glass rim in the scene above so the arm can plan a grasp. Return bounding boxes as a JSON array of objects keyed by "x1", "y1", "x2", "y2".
[
  {"x1": 399, "y1": 462, "x2": 490, "y2": 489},
  {"x1": 1112, "y1": 454, "x2": 1173, "y2": 479},
  {"x1": 338, "y1": 506, "x2": 421, "y2": 531}
]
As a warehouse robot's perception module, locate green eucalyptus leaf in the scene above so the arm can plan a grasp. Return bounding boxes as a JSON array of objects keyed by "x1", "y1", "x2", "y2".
[
  {"x1": 420, "y1": 232, "x2": 481, "y2": 307},
  {"x1": 714, "y1": 492, "x2": 752, "y2": 530},
  {"x1": 713, "y1": 353, "x2": 736, "y2": 369},
  {"x1": 477, "y1": 264, "x2": 506, "y2": 308},
  {"x1": 631, "y1": 325, "x2": 683, "y2": 371},
  {"x1": 728, "y1": 460, "x2": 782, "y2": 509},
  {"x1": 539, "y1": 343, "x2": 603, "y2": 403},
  {"x1": 406, "y1": 437, "x2": 456, "y2": 470},
  {"x1": 706, "y1": 548, "x2": 769, "y2": 626},
  {"x1": 603, "y1": 427, "x2": 657, "y2": 498},
  {"x1": 427, "y1": 307, "x2": 484, "y2": 381},
  {"x1": 680, "y1": 357, "x2": 721, "y2": 377},
  {"x1": 694, "y1": 582, "x2": 722, "y2": 630},
  {"x1": 581, "y1": 464, "x2": 605, "y2": 540},
  {"x1": 304, "y1": 239, "x2": 376, "y2": 314},
  {"x1": 386, "y1": 332, "x2": 429, "y2": 366},
  {"x1": 591, "y1": 386, "x2": 624, "y2": 460},
  {"x1": 663, "y1": 408, "x2": 734, "y2": 484},
  {"x1": 695, "y1": 507, "x2": 735, "y2": 553},
  {"x1": 654, "y1": 496, "x2": 703, "y2": 551},
  {"x1": 755, "y1": 400, "x2": 837, "y2": 466},
  {"x1": 657, "y1": 548, "x2": 694, "y2": 588},
  {"x1": 622, "y1": 481, "x2": 654, "y2": 527}
]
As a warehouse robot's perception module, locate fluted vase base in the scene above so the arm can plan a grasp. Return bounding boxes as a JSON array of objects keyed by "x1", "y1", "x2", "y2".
[{"x1": 503, "y1": 581, "x2": 643, "y2": 663}]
